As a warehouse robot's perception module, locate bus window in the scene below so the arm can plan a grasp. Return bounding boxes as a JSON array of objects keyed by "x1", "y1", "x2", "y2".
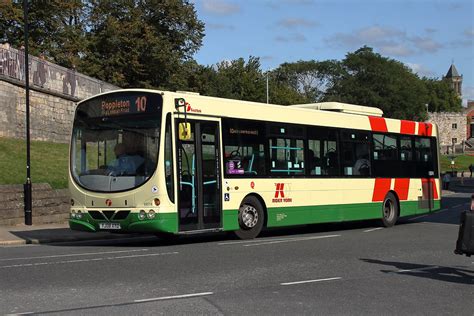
[
  {"x1": 222, "y1": 119, "x2": 266, "y2": 177},
  {"x1": 164, "y1": 114, "x2": 174, "y2": 202},
  {"x1": 269, "y1": 138, "x2": 305, "y2": 176},
  {"x1": 372, "y1": 133, "x2": 398, "y2": 177},
  {"x1": 341, "y1": 131, "x2": 370, "y2": 176},
  {"x1": 307, "y1": 128, "x2": 339, "y2": 176},
  {"x1": 415, "y1": 137, "x2": 435, "y2": 178}
]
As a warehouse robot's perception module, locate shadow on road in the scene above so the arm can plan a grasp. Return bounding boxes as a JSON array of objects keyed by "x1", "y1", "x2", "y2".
[{"x1": 361, "y1": 258, "x2": 474, "y2": 285}]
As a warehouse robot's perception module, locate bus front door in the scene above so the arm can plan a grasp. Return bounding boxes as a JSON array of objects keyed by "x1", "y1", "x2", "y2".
[{"x1": 176, "y1": 120, "x2": 222, "y2": 231}]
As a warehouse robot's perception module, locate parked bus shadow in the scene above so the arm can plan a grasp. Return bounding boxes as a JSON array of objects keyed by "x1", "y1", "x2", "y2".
[{"x1": 360, "y1": 258, "x2": 474, "y2": 285}]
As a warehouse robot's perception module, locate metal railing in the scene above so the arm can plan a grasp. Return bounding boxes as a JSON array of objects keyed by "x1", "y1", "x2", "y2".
[{"x1": 0, "y1": 46, "x2": 118, "y2": 99}]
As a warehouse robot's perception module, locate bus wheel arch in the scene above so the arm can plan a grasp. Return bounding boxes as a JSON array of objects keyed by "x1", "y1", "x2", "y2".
[
  {"x1": 381, "y1": 191, "x2": 400, "y2": 227},
  {"x1": 233, "y1": 194, "x2": 266, "y2": 240}
]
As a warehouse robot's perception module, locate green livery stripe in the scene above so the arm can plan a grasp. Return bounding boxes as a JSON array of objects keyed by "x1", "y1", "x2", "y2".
[
  {"x1": 223, "y1": 210, "x2": 239, "y2": 231},
  {"x1": 224, "y1": 199, "x2": 442, "y2": 229}
]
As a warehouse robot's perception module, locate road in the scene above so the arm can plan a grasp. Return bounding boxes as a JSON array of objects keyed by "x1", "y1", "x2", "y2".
[{"x1": 1, "y1": 192, "x2": 473, "y2": 315}]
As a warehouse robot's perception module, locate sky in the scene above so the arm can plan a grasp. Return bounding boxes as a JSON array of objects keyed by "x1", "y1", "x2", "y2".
[{"x1": 192, "y1": 0, "x2": 474, "y2": 106}]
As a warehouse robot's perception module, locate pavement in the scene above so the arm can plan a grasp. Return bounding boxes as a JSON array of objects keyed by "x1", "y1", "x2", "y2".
[{"x1": 0, "y1": 223, "x2": 145, "y2": 246}]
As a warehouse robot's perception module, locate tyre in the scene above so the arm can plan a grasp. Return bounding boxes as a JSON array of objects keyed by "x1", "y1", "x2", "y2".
[
  {"x1": 234, "y1": 196, "x2": 265, "y2": 240},
  {"x1": 381, "y1": 192, "x2": 399, "y2": 227}
]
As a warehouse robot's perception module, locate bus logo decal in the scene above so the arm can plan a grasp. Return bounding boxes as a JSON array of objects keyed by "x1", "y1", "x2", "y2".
[
  {"x1": 105, "y1": 199, "x2": 112, "y2": 206},
  {"x1": 275, "y1": 183, "x2": 285, "y2": 198},
  {"x1": 273, "y1": 183, "x2": 292, "y2": 203}
]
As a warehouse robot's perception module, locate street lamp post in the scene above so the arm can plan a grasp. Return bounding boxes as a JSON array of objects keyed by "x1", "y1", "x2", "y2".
[
  {"x1": 266, "y1": 71, "x2": 269, "y2": 104},
  {"x1": 23, "y1": 0, "x2": 32, "y2": 225}
]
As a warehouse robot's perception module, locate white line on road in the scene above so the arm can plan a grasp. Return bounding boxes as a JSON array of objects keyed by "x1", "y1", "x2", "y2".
[
  {"x1": 0, "y1": 252, "x2": 178, "y2": 269},
  {"x1": 408, "y1": 214, "x2": 428, "y2": 221},
  {"x1": 134, "y1": 292, "x2": 214, "y2": 303},
  {"x1": 218, "y1": 236, "x2": 322, "y2": 246},
  {"x1": 281, "y1": 277, "x2": 342, "y2": 286},
  {"x1": 395, "y1": 266, "x2": 440, "y2": 273},
  {"x1": 363, "y1": 227, "x2": 383, "y2": 233},
  {"x1": 243, "y1": 234, "x2": 340, "y2": 247},
  {"x1": 0, "y1": 249, "x2": 149, "y2": 261}
]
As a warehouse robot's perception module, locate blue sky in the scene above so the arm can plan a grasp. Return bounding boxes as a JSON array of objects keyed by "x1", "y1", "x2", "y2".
[{"x1": 192, "y1": 0, "x2": 474, "y2": 105}]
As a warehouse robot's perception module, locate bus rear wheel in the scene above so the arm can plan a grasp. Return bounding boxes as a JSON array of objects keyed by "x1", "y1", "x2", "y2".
[
  {"x1": 381, "y1": 192, "x2": 399, "y2": 227},
  {"x1": 234, "y1": 196, "x2": 264, "y2": 240}
]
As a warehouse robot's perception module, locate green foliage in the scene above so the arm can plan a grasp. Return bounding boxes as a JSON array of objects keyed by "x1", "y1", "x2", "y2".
[
  {"x1": 0, "y1": 137, "x2": 69, "y2": 189},
  {"x1": 0, "y1": 0, "x2": 204, "y2": 87},
  {"x1": 323, "y1": 47, "x2": 429, "y2": 120},
  {"x1": 423, "y1": 78, "x2": 463, "y2": 112}
]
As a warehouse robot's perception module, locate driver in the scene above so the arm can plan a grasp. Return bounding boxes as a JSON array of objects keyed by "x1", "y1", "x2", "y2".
[{"x1": 108, "y1": 143, "x2": 144, "y2": 176}]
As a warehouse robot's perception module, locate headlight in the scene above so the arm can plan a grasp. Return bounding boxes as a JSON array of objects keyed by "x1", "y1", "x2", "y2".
[
  {"x1": 138, "y1": 210, "x2": 146, "y2": 220},
  {"x1": 76, "y1": 210, "x2": 83, "y2": 220},
  {"x1": 147, "y1": 210, "x2": 156, "y2": 219},
  {"x1": 71, "y1": 210, "x2": 76, "y2": 219}
]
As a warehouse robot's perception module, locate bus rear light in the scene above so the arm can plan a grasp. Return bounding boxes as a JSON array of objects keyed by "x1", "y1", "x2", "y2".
[
  {"x1": 147, "y1": 210, "x2": 156, "y2": 219},
  {"x1": 154, "y1": 198, "x2": 160, "y2": 206},
  {"x1": 138, "y1": 210, "x2": 146, "y2": 220}
]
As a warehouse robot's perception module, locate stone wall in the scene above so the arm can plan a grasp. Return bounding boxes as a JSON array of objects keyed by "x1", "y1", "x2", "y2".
[
  {"x1": 0, "y1": 184, "x2": 70, "y2": 226},
  {"x1": 0, "y1": 46, "x2": 118, "y2": 143},
  {"x1": 428, "y1": 111, "x2": 467, "y2": 151}
]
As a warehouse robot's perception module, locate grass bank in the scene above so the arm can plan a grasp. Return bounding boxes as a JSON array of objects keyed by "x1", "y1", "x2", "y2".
[
  {"x1": 0, "y1": 137, "x2": 69, "y2": 189},
  {"x1": 440, "y1": 154, "x2": 474, "y2": 173}
]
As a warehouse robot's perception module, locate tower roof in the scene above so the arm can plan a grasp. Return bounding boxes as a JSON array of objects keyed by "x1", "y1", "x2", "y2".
[{"x1": 445, "y1": 64, "x2": 460, "y2": 78}]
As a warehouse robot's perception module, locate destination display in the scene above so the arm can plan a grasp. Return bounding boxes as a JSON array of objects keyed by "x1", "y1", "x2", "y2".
[{"x1": 77, "y1": 92, "x2": 163, "y2": 118}]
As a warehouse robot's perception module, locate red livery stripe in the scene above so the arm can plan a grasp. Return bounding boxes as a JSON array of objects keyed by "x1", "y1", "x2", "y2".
[
  {"x1": 394, "y1": 178, "x2": 410, "y2": 200},
  {"x1": 372, "y1": 178, "x2": 391, "y2": 202},
  {"x1": 369, "y1": 116, "x2": 388, "y2": 132},
  {"x1": 400, "y1": 120, "x2": 416, "y2": 135},
  {"x1": 417, "y1": 123, "x2": 432, "y2": 136}
]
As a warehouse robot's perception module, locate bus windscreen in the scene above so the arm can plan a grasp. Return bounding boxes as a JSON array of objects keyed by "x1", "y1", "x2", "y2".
[{"x1": 70, "y1": 92, "x2": 162, "y2": 192}]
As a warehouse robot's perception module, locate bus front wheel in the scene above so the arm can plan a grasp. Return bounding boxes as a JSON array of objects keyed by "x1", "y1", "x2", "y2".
[
  {"x1": 381, "y1": 192, "x2": 399, "y2": 227},
  {"x1": 234, "y1": 196, "x2": 264, "y2": 240}
]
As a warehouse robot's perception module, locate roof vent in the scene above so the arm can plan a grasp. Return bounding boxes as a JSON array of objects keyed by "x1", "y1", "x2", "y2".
[
  {"x1": 176, "y1": 90, "x2": 200, "y2": 95},
  {"x1": 290, "y1": 102, "x2": 383, "y2": 117}
]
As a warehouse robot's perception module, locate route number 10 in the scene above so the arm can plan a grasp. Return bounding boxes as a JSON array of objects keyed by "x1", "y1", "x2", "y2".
[{"x1": 135, "y1": 96, "x2": 147, "y2": 112}]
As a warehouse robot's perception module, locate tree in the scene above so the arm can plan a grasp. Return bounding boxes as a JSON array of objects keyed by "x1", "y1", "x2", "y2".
[
  {"x1": 324, "y1": 47, "x2": 429, "y2": 121},
  {"x1": 0, "y1": 0, "x2": 87, "y2": 67},
  {"x1": 272, "y1": 59, "x2": 343, "y2": 104},
  {"x1": 0, "y1": 0, "x2": 204, "y2": 87},
  {"x1": 423, "y1": 78, "x2": 462, "y2": 112}
]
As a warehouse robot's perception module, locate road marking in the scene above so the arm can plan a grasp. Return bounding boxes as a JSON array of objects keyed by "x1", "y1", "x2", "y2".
[
  {"x1": 0, "y1": 252, "x2": 178, "y2": 269},
  {"x1": 408, "y1": 214, "x2": 428, "y2": 221},
  {"x1": 0, "y1": 249, "x2": 149, "y2": 261},
  {"x1": 243, "y1": 234, "x2": 340, "y2": 247},
  {"x1": 363, "y1": 227, "x2": 383, "y2": 233},
  {"x1": 134, "y1": 292, "x2": 213, "y2": 303},
  {"x1": 453, "y1": 204, "x2": 463, "y2": 208},
  {"x1": 281, "y1": 277, "x2": 342, "y2": 286},
  {"x1": 395, "y1": 266, "x2": 440, "y2": 273},
  {"x1": 217, "y1": 236, "x2": 320, "y2": 246}
]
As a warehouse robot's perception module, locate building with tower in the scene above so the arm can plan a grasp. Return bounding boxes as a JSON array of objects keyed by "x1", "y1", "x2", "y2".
[
  {"x1": 428, "y1": 63, "x2": 474, "y2": 154},
  {"x1": 443, "y1": 63, "x2": 463, "y2": 96}
]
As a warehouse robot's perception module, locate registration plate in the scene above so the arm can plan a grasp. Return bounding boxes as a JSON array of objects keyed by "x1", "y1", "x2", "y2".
[{"x1": 99, "y1": 222, "x2": 121, "y2": 230}]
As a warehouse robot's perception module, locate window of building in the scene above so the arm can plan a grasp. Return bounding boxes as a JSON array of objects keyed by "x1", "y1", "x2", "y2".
[
  {"x1": 452, "y1": 138, "x2": 457, "y2": 144},
  {"x1": 452, "y1": 123, "x2": 457, "y2": 129}
]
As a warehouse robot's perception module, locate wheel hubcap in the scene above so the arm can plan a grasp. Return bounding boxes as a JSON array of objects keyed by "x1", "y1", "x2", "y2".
[
  {"x1": 241, "y1": 205, "x2": 258, "y2": 228},
  {"x1": 384, "y1": 200, "x2": 394, "y2": 221}
]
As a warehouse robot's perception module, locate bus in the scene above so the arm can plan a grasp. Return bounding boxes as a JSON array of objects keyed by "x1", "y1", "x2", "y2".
[{"x1": 69, "y1": 89, "x2": 441, "y2": 239}]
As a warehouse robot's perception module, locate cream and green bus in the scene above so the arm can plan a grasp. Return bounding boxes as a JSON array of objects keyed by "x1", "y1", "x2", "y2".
[{"x1": 69, "y1": 89, "x2": 440, "y2": 239}]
